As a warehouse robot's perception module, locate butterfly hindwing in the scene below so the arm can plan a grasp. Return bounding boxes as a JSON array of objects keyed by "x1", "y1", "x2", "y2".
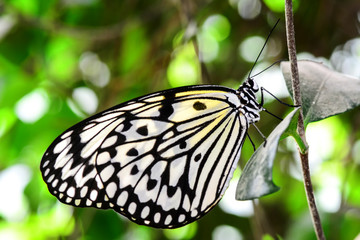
[{"x1": 41, "y1": 85, "x2": 249, "y2": 228}]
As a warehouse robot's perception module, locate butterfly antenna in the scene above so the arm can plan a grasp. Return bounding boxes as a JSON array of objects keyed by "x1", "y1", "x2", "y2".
[
  {"x1": 248, "y1": 19, "x2": 280, "y2": 80},
  {"x1": 250, "y1": 59, "x2": 285, "y2": 79}
]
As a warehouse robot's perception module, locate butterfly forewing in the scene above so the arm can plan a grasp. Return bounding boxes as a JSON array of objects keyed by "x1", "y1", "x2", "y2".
[{"x1": 41, "y1": 85, "x2": 250, "y2": 228}]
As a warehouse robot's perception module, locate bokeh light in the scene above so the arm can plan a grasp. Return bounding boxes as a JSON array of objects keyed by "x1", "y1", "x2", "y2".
[
  {"x1": 212, "y1": 225, "x2": 243, "y2": 240},
  {"x1": 69, "y1": 87, "x2": 99, "y2": 116},
  {"x1": 238, "y1": 36, "x2": 266, "y2": 62},
  {"x1": 15, "y1": 89, "x2": 49, "y2": 123},
  {"x1": 237, "y1": 0, "x2": 261, "y2": 19},
  {"x1": 219, "y1": 169, "x2": 254, "y2": 217},
  {"x1": 79, "y1": 52, "x2": 111, "y2": 87},
  {"x1": 0, "y1": 165, "x2": 31, "y2": 222},
  {"x1": 197, "y1": 14, "x2": 231, "y2": 63},
  {"x1": 167, "y1": 43, "x2": 200, "y2": 87}
]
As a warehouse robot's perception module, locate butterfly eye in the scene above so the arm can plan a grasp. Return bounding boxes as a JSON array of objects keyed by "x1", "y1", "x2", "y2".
[
  {"x1": 248, "y1": 78, "x2": 254, "y2": 87},
  {"x1": 252, "y1": 81, "x2": 259, "y2": 92}
]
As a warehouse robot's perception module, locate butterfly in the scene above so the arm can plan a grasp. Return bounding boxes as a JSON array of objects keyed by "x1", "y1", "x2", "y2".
[{"x1": 40, "y1": 21, "x2": 284, "y2": 229}]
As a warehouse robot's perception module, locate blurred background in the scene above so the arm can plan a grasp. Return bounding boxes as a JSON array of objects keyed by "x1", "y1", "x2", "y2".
[{"x1": 0, "y1": 0, "x2": 360, "y2": 239}]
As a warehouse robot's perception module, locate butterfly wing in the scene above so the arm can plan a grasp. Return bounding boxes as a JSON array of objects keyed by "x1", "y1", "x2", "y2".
[{"x1": 40, "y1": 85, "x2": 248, "y2": 228}]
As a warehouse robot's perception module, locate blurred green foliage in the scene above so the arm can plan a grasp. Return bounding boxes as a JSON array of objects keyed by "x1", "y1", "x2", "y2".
[{"x1": 0, "y1": 0, "x2": 360, "y2": 239}]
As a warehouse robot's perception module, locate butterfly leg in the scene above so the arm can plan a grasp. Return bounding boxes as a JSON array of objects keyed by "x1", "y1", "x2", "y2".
[
  {"x1": 246, "y1": 132, "x2": 257, "y2": 152},
  {"x1": 251, "y1": 123, "x2": 267, "y2": 147},
  {"x1": 260, "y1": 87, "x2": 300, "y2": 108}
]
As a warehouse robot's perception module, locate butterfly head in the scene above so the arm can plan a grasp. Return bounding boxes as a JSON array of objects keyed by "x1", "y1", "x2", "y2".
[{"x1": 245, "y1": 78, "x2": 259, "y2": 92}]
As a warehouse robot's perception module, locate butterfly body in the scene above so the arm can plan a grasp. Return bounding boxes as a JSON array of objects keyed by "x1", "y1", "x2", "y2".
[{"x1": 41, "y1": 79, "x2": 262, "y2": 228}]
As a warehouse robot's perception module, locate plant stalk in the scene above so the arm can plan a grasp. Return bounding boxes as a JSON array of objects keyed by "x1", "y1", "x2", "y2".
[{"x1": 284, "y1": 0, "x2": 325, "y2": 239}]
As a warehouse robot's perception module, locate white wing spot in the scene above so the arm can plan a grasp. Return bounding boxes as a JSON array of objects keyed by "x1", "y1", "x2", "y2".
[
  {"x1": 141, "y1": 206, "x2": 150, "y2": 219},
  {"x1": 191, "y1": 209, "x2": 198, "y2": 217},
  {"x1": 97, "y1": 203, "x2": 102, "y2": 208},
  {"x1": 80, "y1": 186, "x2": 88, "y2": 198},
  {"x1": 90, "y1": 190, "x2": 98, "y2": 201},
  {"x1": 44, "y1": 168, "x2": 50, "y2": 177},
  {"x1": 67, "y1": 187, "x2": 75, "y2": 197},
  {"x1": 65, "y1": 197, "x2": 72, "y2": 203},
  {"x1": 97, "y1": 151, "x2": 111, "y2": 165},
  {"x1": 117, "y1": 191, "x2": 128, "y2": 206},
  {"x1": 42, "y1": 160, "x2": 50, "y2": 168},
  {"x1": 128, "y1": 202, "x2": 137, "y2": 215},
  {"x1": 164, "y1": 215, "x2": 172, "y2": 225},
  {"x1": 59, "y1": 182, "x2": 68, "y2": 192},
  {"x1": 105, "y1": 182, "x2": 117, "y2": 199},
  {"x1": 154, "y1": 212, "x2": 161, "y2": 223},
  {"x1": 47, "y1": 174, "x2": 55, "y2": 183},
  {"x1": 178, "y1": 214, "x2": 185, "y2": 223},
  {"x1": 86, "y1": 199, "x2": 92, "y2": 206},
  {"x1": 75, "y1": 199, "x2": 81, "y2": 206},
  {"x1": 52, "y1": 179, "x2": 59, "y2": 188}
]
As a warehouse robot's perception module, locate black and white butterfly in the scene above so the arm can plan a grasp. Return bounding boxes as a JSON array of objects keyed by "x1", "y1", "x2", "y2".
[{"x1": 40, "y1": 21, "x2": 285, "y2": 229}]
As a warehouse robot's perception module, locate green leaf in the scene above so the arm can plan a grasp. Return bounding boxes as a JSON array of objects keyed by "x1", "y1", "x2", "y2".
[
  {"x1": 235, "y1": 108, "x2": 300, "y2": 200},
  {"x1": 281, "y1": 60, "x2": 360, "y2": 126}
]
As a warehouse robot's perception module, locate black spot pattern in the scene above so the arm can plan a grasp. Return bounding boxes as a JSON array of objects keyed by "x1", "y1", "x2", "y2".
[
  {"x1": 179, "y1": 141, "x2": 187, "y2": 149},
  {"x1": 122, "y1": 121, "x2": 132, "y2": 132},
  {"x1": 117, "y1": 133, "x2": 127, "y2": 143},
  {"x1": 159, "y1": 103, "x2": 174, "y2": 119},
  {"x1": 127, "y1": 148, "x2": 139, "y2": 156},
  {"x1": 194, "y1": 153, "x2": 201, "y2": 162},
  {"x1": 131, "y1": 165, "x2": 139, "y2": 175},
  {"x1": 193, "y1": 101, "x2": 207, "y2": 111},
  {"x1": 147, "y1": 179, "x2": 157, "y2": 190},
  {"x1": 137, "y1": 125, "x2": 148, "y2": 136},
  {"x1": 167, "y1": 186, "x2": 177, "y2": 197}
]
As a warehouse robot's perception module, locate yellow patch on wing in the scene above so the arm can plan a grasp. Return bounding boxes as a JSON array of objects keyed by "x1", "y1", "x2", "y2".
[
  {"x1": 143, "y1": 95, "x2": 165, "y2": 102},
  {"x1": 175, "y1": 90, "x2": 227, "y2": 97}
]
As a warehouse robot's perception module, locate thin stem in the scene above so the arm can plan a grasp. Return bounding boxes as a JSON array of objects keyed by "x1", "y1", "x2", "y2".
[{"x1": 284, "y1": 0, "x2": 325, "y2": 239}]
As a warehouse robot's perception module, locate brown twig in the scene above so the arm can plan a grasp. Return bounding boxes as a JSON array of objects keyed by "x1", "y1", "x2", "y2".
[{"x1": 284, "y1": 0, "x2": 326, "y2": 239}]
